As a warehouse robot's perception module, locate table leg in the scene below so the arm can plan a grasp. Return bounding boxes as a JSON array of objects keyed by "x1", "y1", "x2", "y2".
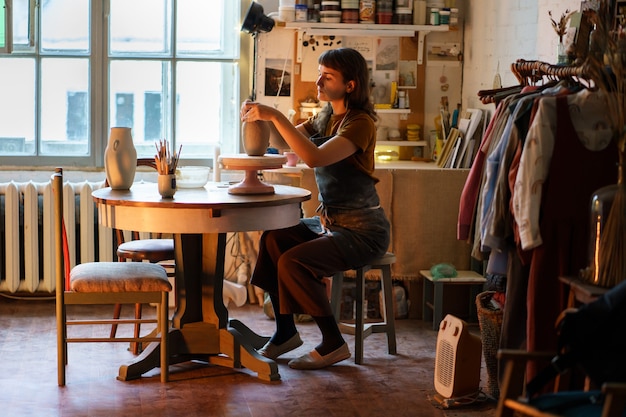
[
  {"x1": 117, "y1": 329, "x2": 178, "y2": 381},
  {"x1": 119, "y1": 232, "x2": 278, "y2": 381},
  {"x1": 217, "y1": 324, "x2": 278, "y2": 381}
]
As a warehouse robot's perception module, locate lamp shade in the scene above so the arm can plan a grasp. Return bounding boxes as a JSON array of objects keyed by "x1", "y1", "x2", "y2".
[{"x1": 241, "y1": 2, "x2": 275, "y2": 34}]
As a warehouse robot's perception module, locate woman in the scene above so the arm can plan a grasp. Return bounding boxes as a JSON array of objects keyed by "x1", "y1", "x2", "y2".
[{"x1": 240, "y1": 47, "x2": 390, "y2": 370}]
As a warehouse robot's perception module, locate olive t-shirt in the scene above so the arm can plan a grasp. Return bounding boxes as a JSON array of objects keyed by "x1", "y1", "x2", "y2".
[{"x1": 302, "y1": 109, "x2": 377, "y2": 181}]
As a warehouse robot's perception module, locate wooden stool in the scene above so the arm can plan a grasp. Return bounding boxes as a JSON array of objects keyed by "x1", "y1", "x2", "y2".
[
  {"x1": 420, "y1": 269, "x2": 486, "y2": 330},
  {"x1": 330, "y1": 252, "x2": 397, "y2": 364}
]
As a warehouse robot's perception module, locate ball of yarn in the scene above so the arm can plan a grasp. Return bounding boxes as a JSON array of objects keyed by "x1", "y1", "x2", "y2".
[{"x1": 430, "y1": 263, "x2": 458, "y2": 279}]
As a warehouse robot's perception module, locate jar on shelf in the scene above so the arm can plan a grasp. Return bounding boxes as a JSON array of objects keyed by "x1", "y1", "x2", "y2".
[
  {"x1": 430, "y1": 7, "x2": 440, "y2": 25},
  {"x1": 449, "y1": 7, "x2": 458, "y2": 28},
  {"x1": 439, "y1": 8, "x2": 450, "y2": 25},
  {"x1": 377, "y1": 0, "x2": 393, "y2": 23},
  {"x1": 309, "y1": 0, "x2": 321, "y2": 22},
  {"x1": 395, "y1": 7, "x2": 413, "y2": 24},
  {"x1": 341, "y1": 0, "x2": 359, "y2": 9},
  {"x1": 321, "y1": 0, "x2": 341, "y2": 11},
  {"x1": 413, "y1": 0, "x2": 427, "y2": 25},
  {"x1": 359, "y1": 0, "x2": 376, "y2": 24},
  {"x1": 341, "y1": 0, "x2": 359, "y2": 22},
  {"x1": 397, "y1": 91, "x2": 406, "y2": 109},
  {"x1": 406, "y1": 124, "x2": 420, "y2": 141},
  {"x1": 395, "y1": 0, "x2": 413, "y2": 8},
  {"x1": 378, "y1": 0, "x2": 393, "y2": 12},
  {"x1": 342, "y1": 9, "x2": 359, "y2": 23},
  {"x1": 321, "y1": 1, "x2": 342, "y2": 23},
  {"x1": 295, "y1": 3, "x2": 309, "y2": 21}
]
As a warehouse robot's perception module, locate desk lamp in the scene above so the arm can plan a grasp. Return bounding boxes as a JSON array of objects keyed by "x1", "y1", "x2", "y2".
[{"x1": 241, "y1": 1, "x2": 275, "y2": 101}]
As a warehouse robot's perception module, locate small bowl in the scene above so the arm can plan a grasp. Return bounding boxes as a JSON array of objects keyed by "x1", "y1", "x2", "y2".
[{"x1": 176, "y1": 166, "x2": 211, "y2": 188}]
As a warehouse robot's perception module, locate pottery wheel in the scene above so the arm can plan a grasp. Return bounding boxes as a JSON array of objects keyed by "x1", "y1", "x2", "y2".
[{"x1": 219, "y1": 154, "x2": 287, "y2": 194}]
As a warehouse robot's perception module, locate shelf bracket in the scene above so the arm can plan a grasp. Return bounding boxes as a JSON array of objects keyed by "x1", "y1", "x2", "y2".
[
  {"x1": 417, "y1": 30, "x2": 431, "y2": 65},
  {"x1": 296, "y1": 30, "x2": 305, "y2": 63}
]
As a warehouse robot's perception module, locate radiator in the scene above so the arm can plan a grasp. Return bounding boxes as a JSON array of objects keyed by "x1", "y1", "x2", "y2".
[
  {"x1": 0, "y1": 179, "x2": 115, "y2": 294},
  {"x1": 0, "y1": 178, "x2": 252, "y2": 298}
]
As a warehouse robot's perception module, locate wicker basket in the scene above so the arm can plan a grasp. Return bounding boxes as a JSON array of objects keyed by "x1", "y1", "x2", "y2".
[{"x1": 476, "y1": 290, "x2": 504, "y2": 399}]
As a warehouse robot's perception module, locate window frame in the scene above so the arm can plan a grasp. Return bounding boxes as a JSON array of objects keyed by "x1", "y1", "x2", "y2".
[
  {"x1": 0, "y1": 0, "x2": 12, "y2": 54},
  {"x1": 0, "y1": 0, "x2": 243, "y2": 168}
]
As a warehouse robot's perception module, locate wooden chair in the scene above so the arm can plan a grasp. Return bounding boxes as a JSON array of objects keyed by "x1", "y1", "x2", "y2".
[
  {"x1": 496, "y1": 349, "x2": 626, "y2": 417},
  {"x1": 54, "y1": 167, "x2": 171, "y2": 386},
  {"x1": 108, "y1": 158, "x2": 175, "y2": 354},
  {"x1": 330, "y1": 252, "x2": 397, "y2": 364}
]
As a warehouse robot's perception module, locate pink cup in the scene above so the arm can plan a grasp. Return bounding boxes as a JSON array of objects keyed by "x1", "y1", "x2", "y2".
[{"x1": 284, "y1": 151, "x2": 298, "y2": 167}]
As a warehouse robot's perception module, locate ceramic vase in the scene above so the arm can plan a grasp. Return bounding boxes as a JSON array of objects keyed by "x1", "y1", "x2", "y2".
[
  {"x1": 105, "y1": 127, "x2": 137, "y2": 190},
  {"x1": 242, "y1": 121, "x2": 270, "y2": 156}
]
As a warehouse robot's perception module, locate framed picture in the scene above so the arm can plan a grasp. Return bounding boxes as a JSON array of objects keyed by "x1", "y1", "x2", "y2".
[
  {"x1": 398, "y1": 60, "x2": 417, "y2": 88},
  {"x1": 264, "y1": 58, "x2": 292, "y2": 97}
]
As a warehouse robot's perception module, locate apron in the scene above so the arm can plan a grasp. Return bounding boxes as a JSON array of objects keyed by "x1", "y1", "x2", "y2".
[{"x1": 301, "y1": 115, "x2": 390, "y2": 269}]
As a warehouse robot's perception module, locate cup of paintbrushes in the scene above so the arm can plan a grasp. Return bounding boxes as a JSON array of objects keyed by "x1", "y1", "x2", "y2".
[
  {"x1": 157, "y1": 173, "x2": 176, "y2": 198},
  {"x1": 155, "y1": 140, "x2": 182, "y2": 198}
]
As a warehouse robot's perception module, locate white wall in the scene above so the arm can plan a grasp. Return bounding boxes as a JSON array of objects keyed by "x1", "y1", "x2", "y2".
[{"x1": 461, "y1": 0, "x2": 582, "y2": 114}]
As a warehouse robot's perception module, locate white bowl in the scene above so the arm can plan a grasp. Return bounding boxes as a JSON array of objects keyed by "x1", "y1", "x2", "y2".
[{"x1": 176, "y1": 166, "x2": 210, "y2": 188}]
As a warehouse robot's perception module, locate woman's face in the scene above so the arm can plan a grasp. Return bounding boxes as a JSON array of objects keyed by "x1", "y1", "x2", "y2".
[{"x1": 316, "y1": 64, "x2": 352, "y2": 102}]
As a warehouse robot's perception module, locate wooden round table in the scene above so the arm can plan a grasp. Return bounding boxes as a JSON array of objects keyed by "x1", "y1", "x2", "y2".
[{"x1": 93, "y1": 182, "x2": 311, "y2": 381}]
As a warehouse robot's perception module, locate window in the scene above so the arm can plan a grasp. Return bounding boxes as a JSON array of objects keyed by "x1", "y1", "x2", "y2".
[{"x1": 0, "y1": 0, "x2": 240, "y2": 166}]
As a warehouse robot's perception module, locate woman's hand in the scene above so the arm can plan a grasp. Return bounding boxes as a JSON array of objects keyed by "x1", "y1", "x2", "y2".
[
  {"x1": 240, "y1": 100, "x2": 276, "y2": 123},
  {"x1": 240, "y1": 99, "x2": 254, "y2": 121}
]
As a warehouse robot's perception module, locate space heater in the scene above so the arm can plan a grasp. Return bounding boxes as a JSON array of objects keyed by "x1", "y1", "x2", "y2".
[{"x1": 434, "y1": 314, "x2": 482, "y2": 399}]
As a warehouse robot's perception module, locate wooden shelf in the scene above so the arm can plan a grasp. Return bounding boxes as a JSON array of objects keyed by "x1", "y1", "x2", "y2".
[
  {"x1": 284, "y1": 22, "x2": 450, "y2": 32},
  {"x1": 377, "y1": 108, "x2": 411, "y2": 114},
  {"x1": 377, "y1": 140, "x2": 426, "y2": 147},
  {"x1": 282, "y1": 23, "x2": 450, "y2": 65}
]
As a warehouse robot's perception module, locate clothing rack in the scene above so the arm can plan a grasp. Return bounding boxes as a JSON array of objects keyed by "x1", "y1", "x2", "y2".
[
  {"x1": 477, "y1": 59, "x2": 589, "y2": 105},
  {"x1": 510, "y1": 59, "x2": 587, "y2": 86}
]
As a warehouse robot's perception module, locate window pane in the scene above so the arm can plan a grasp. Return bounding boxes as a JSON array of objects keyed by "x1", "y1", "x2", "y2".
[
  {"x1": 110, "y1": 60, "x2": 169, "y2": 156},
  {"x1": 177, "y1": 0, "x2": 223, "y2": 54},
  {"x1": 40, "y1": 58, "x2": 90, "y2": 155},
  {"x1": 41, "y1": 0, "x2": 89, "y2": 53},
  {"x1": 109, "y1": 0, "x2": 171, "y2": 55},
  {"x1": 176, "y1": 61, "x2": 236, "y2": 158},
  {"x1": 0, "y1": 58, "x2": 35, "y2": 154},
  {"x1": 12, "y1": 0, "x2": 31, "y2": 50}
]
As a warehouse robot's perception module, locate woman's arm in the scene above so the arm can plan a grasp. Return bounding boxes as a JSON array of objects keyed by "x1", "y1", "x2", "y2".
[{"x1": 241, "y1": 100, "x2": 357, "y2": 167}]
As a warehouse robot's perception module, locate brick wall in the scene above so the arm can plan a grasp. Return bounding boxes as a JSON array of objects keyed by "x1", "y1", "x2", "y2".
[{"x1": 462, "y1": 0, "x2": 582, "y2": 113}]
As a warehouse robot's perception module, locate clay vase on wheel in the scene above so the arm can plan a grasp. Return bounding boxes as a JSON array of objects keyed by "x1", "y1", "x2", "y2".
[{"x1": 242, "y1": 121, "x2": 270, "y2": 156}]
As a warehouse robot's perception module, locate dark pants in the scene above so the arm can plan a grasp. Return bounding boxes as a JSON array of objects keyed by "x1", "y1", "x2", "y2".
[{"x1": 251, "y1": 222, "x2": 353, "y2": 317}]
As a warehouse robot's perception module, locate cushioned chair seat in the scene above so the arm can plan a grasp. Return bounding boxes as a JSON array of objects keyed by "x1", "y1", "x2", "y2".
[
  {"x1": 71, "y1": 262, "x2": 171, "y2": 293},
  {"x1": 116, "y1": 238, "x2": 175, "y2": 262}
]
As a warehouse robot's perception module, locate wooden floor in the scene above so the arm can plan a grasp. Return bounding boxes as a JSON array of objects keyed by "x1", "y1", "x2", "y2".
[{"x1": 0, "y1": 296, "x2": 496, "y2": 417}]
